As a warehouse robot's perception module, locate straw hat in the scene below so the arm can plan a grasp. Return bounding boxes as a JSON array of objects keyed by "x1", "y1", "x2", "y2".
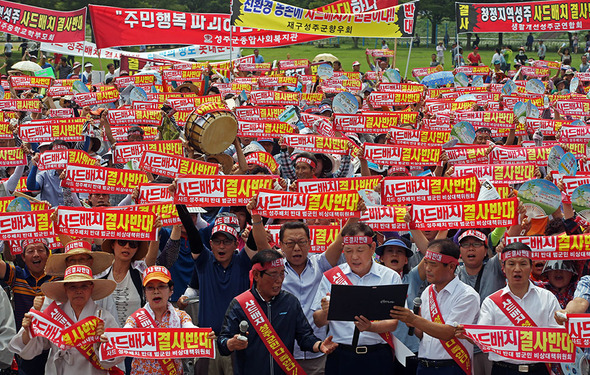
[
  {"x1": 41, "y1": 265, "x2": 116, "y2": 303},
  {"x1": 174, "y1": 82, "x2": 199, "y2": 93},
  {"x1": 59, "y1": 95, "x2": 74, "y2": 108},
  {"x1": 45, "y1": 240, "x2": 114, "y2": 276},
  {"x1": 101, "y1": 239, "x2": 150, "y2": 261}
]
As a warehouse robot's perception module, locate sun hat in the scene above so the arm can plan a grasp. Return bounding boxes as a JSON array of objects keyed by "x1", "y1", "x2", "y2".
[{"x1": 41, "y1": 265, "x2": 116, "y2": 303}]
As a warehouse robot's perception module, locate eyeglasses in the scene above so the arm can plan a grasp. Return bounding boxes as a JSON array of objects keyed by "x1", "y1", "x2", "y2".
[
  {"x1": 117, "y1": 240, "x2": 139, "y2": 249},
  {"x1": 281, "y1": 240, "x2": 309, "y2": 249},
  {"x1": 211, "y1": 238, "x2": 235, "y2": 246},
  {"x1": 460, "y1": 242, "x2": 485, "y2": 249},
  {"x1": 145, "y1": 285, "x2": 170, "y2": 292},
  {"x1": 262, "y1": 271, "x2": 286, "y2": 280}
]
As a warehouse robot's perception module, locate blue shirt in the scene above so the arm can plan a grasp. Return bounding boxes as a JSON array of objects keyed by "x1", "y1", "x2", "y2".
[
  {"x1": 254, "y1": 55, "x2": 264, "y2": 64},
  {"x1": 27, "y1": 167, "x2": 70, "y2": 207},
  {"x1": 392, "y1": 267, "x2": 426, "y2": 354},
  {"x1": 194, "y1": 247, "x2": 252, "y2": 333},
  {"x1": 574, "y1": 275, "x2": 590, "y2": 313},
  {"x1": 283, "y1": 253, "x2": 333, "y2": 359}
]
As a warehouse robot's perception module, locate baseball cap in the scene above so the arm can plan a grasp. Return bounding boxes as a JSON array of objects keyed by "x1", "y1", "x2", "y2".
[
  {"x1": 142, "y1": 266, "x2": 172, "y2": 286},
  {"x1": 212, "y1": 224, "x2": 238, "y2": 241},
  {"x1": 565, "y1": 69, "x2": 574, "y2": 75},
  {"x1": 375, "y1": 239, "x2": 412, "y2": 257},
  {"x1": 457, "y1": 229, "x2": 487, "y2": 243},
  {"x1": 352, "y1": 61, "x2": 361, "y2": 66},
  {"x1": 84, "y1": 62, "x2": 93, "y2": 68}
]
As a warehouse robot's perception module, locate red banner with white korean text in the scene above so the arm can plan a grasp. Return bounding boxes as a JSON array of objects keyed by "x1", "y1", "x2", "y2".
[
  {"x1": 504, "y1": 235, "x2": 590, "y2": 260},
  {"x1": 56, "y1": 206, "x2": 156, "y2": 240},
  {"x1": 245, "y1": 152, "x2": 279, "y2": 174},
  {"x1": 107, "y1": 126, "x2": 159, "y2": 142},
  {"x1": 445, "y1": 145, "x2": 490, "y2": 165},
  {"x1": 462, "y1": 325, "x2": 574, "y2": 363},
  {"x1": 106, "y1": 203, "x2": 180, "y2": 226},
  {"x1": 283, "y1": 134, "x2": 352, "y2": 155},
  {"x1": 137, "y1": 183, "x2": 172, "y2": 204},
  {"x1": 363, "y1": 143, "x2": 442, "y2": 167},
  {"x1": 298, "y1": 176, "x2": 381, "y2": 194},
  {"x1": 237, "y1": 120, "x2": 296, "y2": 138},
  {"x1": 0, "y1": 147, "x2": 26, "y2": 167},
  {"x1": 249, "y1": 91, "x2": 300, "y2": 106},
  {"x1": 489, "y1": 145, "x2": 552, "y2": 167},
  {"x1": 266, "y1": 225, "x2": 340, "y2": 253},
  {"x1": 333, "y1": 113, "x2": 400, "y2": 133},
  {"x1": 0, "y1": 210, "x2": 54, "y2": 240},
  {"x1": 368, "y1": 92, "x2": 422, "y2": 107},
  {"x1": 63, "y1": 164, "x2": 148, "y2": 194},
  {"x1": 452, "y1": 164, "x2": 536, "y2": 184},
  {"x1": 175, "y1": 176, "x2": 276, "y2": 206},
  {"x1": 100, "y1": 328, "x2": 215, "y2": 360},
  {"x1": 454, "y1": 66, "x2": 491, "y2": 76},
  {"x1": 411, "y1": 198, "x2": 518, "y2": 230},
  {"x1": 562, "y1": 175, "x2": 590, "y2": 198},
  {"x1": 74, "y1": 88, "x2": 120, "y2": 107},
  {"x1": 0, "y1": 122, "x2": 11, "y2": 139},
  {"x1": 526, "y1": 118, "x2": 573, "y2": 137},
  {"x1": 412, "y1": 65, "x2": 443, "y2": 78},
  {"x1": 359, "y1": 205, "x2": 408, "y2": 230},
  {"x1": 37, "y1": 150, "x2": 97, "y2": 171},
  {"x1": 9, "y1": 76, "x2": 52, "y2": 90},
  {"x1": 378, "y1": 83, "x2": 425, "y2": 93},
  {"x1": 0, "y1": 1, "x2": 85, "y2": 43},
  {"x1": 559, "y1": 126, "x2": 590, "y2": 143},
  {"x1": 555, "y1": 100, "x2": 590, "y2": 116},
  {"x1": 0, "y1": 99, "x2": 42, "y2": 112},
  {"x1": 235, "y1": 106, "x2": 286, "y2": 121},
  {"x1": 139, "y1": 151, "x2": 219, "y2": 178},
  {"x1": 381, "y1": 176, "x2": 480, "y2": 205},
  {"x1": 253, "y1": 189, "x2": 361, "y2": 219},
  {"x1": 386, "y1": 128, "x2": 450, "y2": 147},
  {"x1": 48, "y1": 108, "x2": 74, "y2": 118},
  {"x1": 457, "y1": 0, "x2": 590, "y2": 34},
  {"x1": 107, "y1": 110, "x2": 163, "y2": 126},
  {"x1": 19, "y1": 118, "x2": 86, "y2": 143},
  {"x1": 566, "y1": 314, "x2": 590, "y2": 348},
  {"x1": 113, "y1": 140, "x2": 183, "y2": 164}
]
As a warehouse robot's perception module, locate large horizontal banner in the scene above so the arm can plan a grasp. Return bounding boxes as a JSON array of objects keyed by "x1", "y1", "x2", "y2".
[
  {"x1": 386, "y1": 128, "x2": 450, "y2": 147},
  {"x1": 106, "y1": 202, "x2": 180, "y2": 226},
  {"x1": 0, "y1": 210, "x2": 53, "y2": 240},
  {"x1": 114, "y1": 140, "x2": 183, "y2": 164},
  {"x1": 505, "y1": 235, "x2": 590, "y2": 260},
  {"x1": 253, "y1": 189, "x2": 361, "y2": 219},
  {"x1": 489, "y1": 145, "x2": 551, "y2": 167},
  {"x1": 457, "y1": 0, "x2": 590, "y2": 34},
  {"x1": 137, "y1": 183, "x2": 172, "y2": 203},
  {"x1": 298, "y1": 176, "x2": 381, "y2": 194},
  {"x1": 19, "y1": 118, "x2": 86, "y2": 143},
  {"x1": 100, "y1": 328, "x2": 215, "y2": 360},
  {"x1": 0, "y1": 1, "x2": 85, "y2": 43},
  {"x1": 237, "y1": 120, "x2": 296, "y2": 138},
  {"x1": 63, "y1": 164, "x2": 148, "y2": 194},
  {"x1": 283, "y1": 135, "x2": 352, "y2": 155},
  {"x1": 0, "y1": 99, "x2": 42, "y2": 113},
  {"x1": 139, "y1": 151, "x2": 219, "y2": 178},
  {"x1": 89, "y1": 0, "x2": 396, "y2": 49},
  {"x1": 37, "y1": 150, "x2": 97, "y2": 171},
  {"x1": 175, "y1": 176, "x2": 276, "y2": 206},
  {"x1": 445, "y1": 145, "x2": 490, "y2": 164},
  {"x1": 359, "y1": 205, "x2": 408, "y2": 230},
  {"x1": 452, "y1": 164, "x2": 536, "y2": 184},
  {"x1": 566, "y1": 314, "x2": 590, "y2": 348},
  {"x1": 56, "y1": 206, "x2": 157, "y2": 240},
  {"x1": 411, "y1": 198, "x2": 518, "y2": 230},
  {"x1": 333, "y1": 113, "x2": 400, "y2": 133},
  {"x1": 381, "y1": 176, "x2": 479, "y2": 205},
  {"x1": 363, "y1": 143, "x2": 442, "y2": 167},
  {"x1": 463, "y1": 325, "x2": 574, "y2": 363},
  {"x1": 267, "y1": 225, "x2": 340, "y2": 253},
  {"x1": 231, "y1": 0, "x2": 416, "y2": 38},
  {"x1": 0, "y1": 147, "x2": 26, "y2": 167}
]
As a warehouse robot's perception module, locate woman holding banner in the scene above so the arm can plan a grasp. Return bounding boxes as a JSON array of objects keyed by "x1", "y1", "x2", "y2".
[{"x1": 8, "y1": 265, "x2": 122, "y2": 375}]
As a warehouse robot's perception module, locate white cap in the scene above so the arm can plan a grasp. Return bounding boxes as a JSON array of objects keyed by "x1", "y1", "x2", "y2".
[{"x1": 84, "y1": 62, "x2": 93, "y2": 67}]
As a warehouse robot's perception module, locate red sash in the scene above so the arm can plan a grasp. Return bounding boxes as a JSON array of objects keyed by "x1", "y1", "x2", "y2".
[
  {"x1": 235, "y1": 290, "x2": 307, "y2": 375},
  {"x1": 41, "y1": 302, "x2": 123, "y2": 375},
  {"x1": 130, "y1": 308, "x2": 179, "y2": 375},
  {"x1": 323, "y1": 266, "x2": 395, "y2": 349},
  {"x1": 428, "y1": 286, "x2": 472, "y2": 375}
]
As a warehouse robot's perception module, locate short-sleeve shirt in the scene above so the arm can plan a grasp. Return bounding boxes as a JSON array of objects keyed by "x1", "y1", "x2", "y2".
[{"x1": 574, "y1": 275, "x2": 590, "y2": 313}]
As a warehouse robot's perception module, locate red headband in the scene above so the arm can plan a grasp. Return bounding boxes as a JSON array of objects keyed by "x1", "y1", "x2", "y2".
[
  {"x1": 252, "y1": 258, "x2": 285, "y2": 272},
  {"x1": 342, "y1": 236, "x2": 372, "y2": 245},
  {"x1": 501, "y1": 249, "x2": 531, "y2": 261},
  {"x1": 425, "y1": 250, "x2": 459, "y2": 265},
  {"x1": 296, "y1": 157, "x2": 316, "y2": 169}
]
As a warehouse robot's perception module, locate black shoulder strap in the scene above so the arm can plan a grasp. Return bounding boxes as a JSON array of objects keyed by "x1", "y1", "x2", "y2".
[
  {"x1": 474, "y1": 262, "x2": 486, "y2": 294},
  {"x1": 129, "y1": 267, "x2": 146, "y2": 306}
]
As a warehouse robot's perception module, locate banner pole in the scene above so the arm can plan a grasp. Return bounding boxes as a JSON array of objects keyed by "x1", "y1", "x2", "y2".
[
  {"x1": 393, "y1": 38, "x2": 397, "y2": 68},
  {"x1": 405, "y1": 37, "x2": 414, "y2": 80},
  {"x1": 81, "y1": 40, "x2": 86, "y2": 70}
]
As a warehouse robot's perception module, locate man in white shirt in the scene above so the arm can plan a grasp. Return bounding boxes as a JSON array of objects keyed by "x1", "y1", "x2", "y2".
[
  {"x1": 473, "y1": 242, "x2": 560, "y2": 375},
  {"x1": 391, "y1": 239, "x2": 480, "y2": 375}
]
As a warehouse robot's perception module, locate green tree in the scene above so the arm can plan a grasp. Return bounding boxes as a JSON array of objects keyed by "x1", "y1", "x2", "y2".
[{"x1": 412, "y1": 0, "x2": 455, "y2": 44}]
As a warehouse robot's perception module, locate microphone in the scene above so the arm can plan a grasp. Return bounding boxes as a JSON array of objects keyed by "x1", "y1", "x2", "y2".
[
  {"x1": 238, "y1": 320, "x2": 248, "y2": 341},
  {"x1": 408, "y1": 297, "x2": 422, "y2": 336}
]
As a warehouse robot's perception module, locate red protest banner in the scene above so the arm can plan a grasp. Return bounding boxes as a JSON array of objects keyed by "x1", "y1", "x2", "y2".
[
  {"x1": 106, "y1": 203, "x2": 180, "y2": 226},
  {"x1": 175, "y1": 176, "x2": 276, "y2": 206},
  {"x1": 37, "y1": 150, "x2": 97, "y2": 171},
  {"x1": 113, "y1": 140, "x2": 183, "y2": 164},
  {"x1": 107, "y1": 109, "x2": 163, "y2": 126},
  {"x1": 566, "y1": 314, "x2": 590, "y2": 348},
  {"x1": 368, "y1": 92, "x2": 422, "y2": 107},
  {"x1": 463, "y1": 325, "x2": 574, "y2": 363},
  {"x1": 559, "y1": 126, "x2": 590, "y2": 143},
  {"x1": 412, "y1": 65, "x2": 443, "y2": 78},
  {"x1": 555, "y1": 100, "x2": 590, "y2": 116},
  {"x1": 445, "y1": 145, "x2": 490, "y2": 164},
  {"x1": 139, "y1": 150, "x2": 219, "y2": 178},
  {"x1": 101, "y1": 328, "x2": 215, "y2": 360},
  {"x1": 363, "y1": 143, "x2": 442, "y2": 166},
  {"x1": 386, "y1": 127, "x2": 450, "y2": 147},
  {"x1": 489, "y1": 145, "x2": 552, "y2": 167},
  {"x1": 0, "y1": 1, "x2": 85, "y2": 43},
  {"x1": 253, "y1": 189, "x2": 361, "y2": 219},
  {"x1": 9, "y1": 76, "x2": 52, "y2": 90},
  {"x1": 266, "y1": 225, "x2": 340, "y2": 253},
  {"x1": 56, "y1": 206, "x2": 157, "y2": 240},
  {"x1": 333, "y1": 113, "x2": 400, "y2": 133},
  {"x1": 359, "y1": 205, "x2": 408, "y2": 230},
  {"x1": 74, "y1": 88, "x2": 120, "y2": 107},
  {"x1": 107, "y1": 126, "x2": 159, "y2": 142},
  {"x1": 237, "y1": 120, "x2": 296, "y2": 138},
  {"x1": 63, "y1": 164, "x2": 148, "y2": 194},
  {"x1": 19, "y1": 118, "x2": 86, "y2": 143},
  {"x1": 527, "y1": 118, "x2": 573, "y2": 137},
  {"x1": 0, "y1": 210, "x2": 54, "y2": 240},
  {"x1": 411, "y1": 198, "x2": 518, "y2": 230},
  {"x1": 381, "y1": 176, "x2": 480, "y2": 205},
  {"x1": 454, "y1": 66, "x2": 491, "y2": 76},
  {"x1": 452, "y1": 164, "x2": 536, "y2": 184},
  {"x1": 505, "y1": 235, "x2": 590, "y2": 260},
  {"x1": 298, "y1": 176, "x2": 382, "y2": 194},
  {"x1": 0, "y1": 147, "x2": 26, "y2": 167},
  {"x1": 0, "y1": 98, "x2": 42, "y2": 112},
  {"x1": 283, "y1": 134, "x2": 352, "y2": 155},
  {"x1": 137, "y1": 183, "x2": 172, "y2": 203},
  {"x1": 249, "y1": 91, "x2": 300, "y2": 106},
  {"x1": 457, "y1": 0, "x2": 590, "y2": 34},
  {"x1": 0, "y1": 197, "x2": 48, "y2": 212}
]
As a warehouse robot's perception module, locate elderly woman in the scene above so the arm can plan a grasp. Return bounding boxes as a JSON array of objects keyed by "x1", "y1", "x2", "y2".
[
  {"x1": 113, "y1": 266, "x2": 209, "y2": 374},
  {"x1": 9, "y1": 265, "x2": 122, "y2": 375}
]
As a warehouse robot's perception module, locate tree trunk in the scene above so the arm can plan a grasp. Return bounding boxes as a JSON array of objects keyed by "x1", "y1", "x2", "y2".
[
  {"x1": 431, "y1": 19, "x2": 437, "y2": 44},
  {"x1": 498, "y1": 33, "x2": 503, "y2": 47},
  {"x1": 466, "y1": 33, "x2": 472, "y2": 49},
  {"x1": 567, "y1": 32, "x2": 573, "y2": 50},
  {"x1": 352, "y1": 37, "x2": 359, "y2": 49}
]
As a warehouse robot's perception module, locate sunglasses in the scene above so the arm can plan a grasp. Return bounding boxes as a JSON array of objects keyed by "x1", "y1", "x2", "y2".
[{"x1": 117, "y1": 240, "x2": 139, "y2": 249}]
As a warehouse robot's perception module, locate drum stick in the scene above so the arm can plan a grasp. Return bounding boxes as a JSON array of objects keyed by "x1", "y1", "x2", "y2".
[{"x1": 13, "y1": 191, "x2": 44, "y2": 203}]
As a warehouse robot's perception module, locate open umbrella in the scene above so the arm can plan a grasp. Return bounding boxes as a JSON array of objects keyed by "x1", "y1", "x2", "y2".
[
  {"x1": 312, "y1": 53, "x2": 339, "y2": 63},
  {"x1": 421, "y1": 71, "x2": 453, "y2": 88},
  {"x1": 11, "y1": 61, "x2": 41, "y2": 72}
]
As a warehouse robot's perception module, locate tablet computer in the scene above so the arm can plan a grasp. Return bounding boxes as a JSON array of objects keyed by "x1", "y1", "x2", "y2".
[{"x1": 327, "y1": 284, "x2": 409, "y2": 322}]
